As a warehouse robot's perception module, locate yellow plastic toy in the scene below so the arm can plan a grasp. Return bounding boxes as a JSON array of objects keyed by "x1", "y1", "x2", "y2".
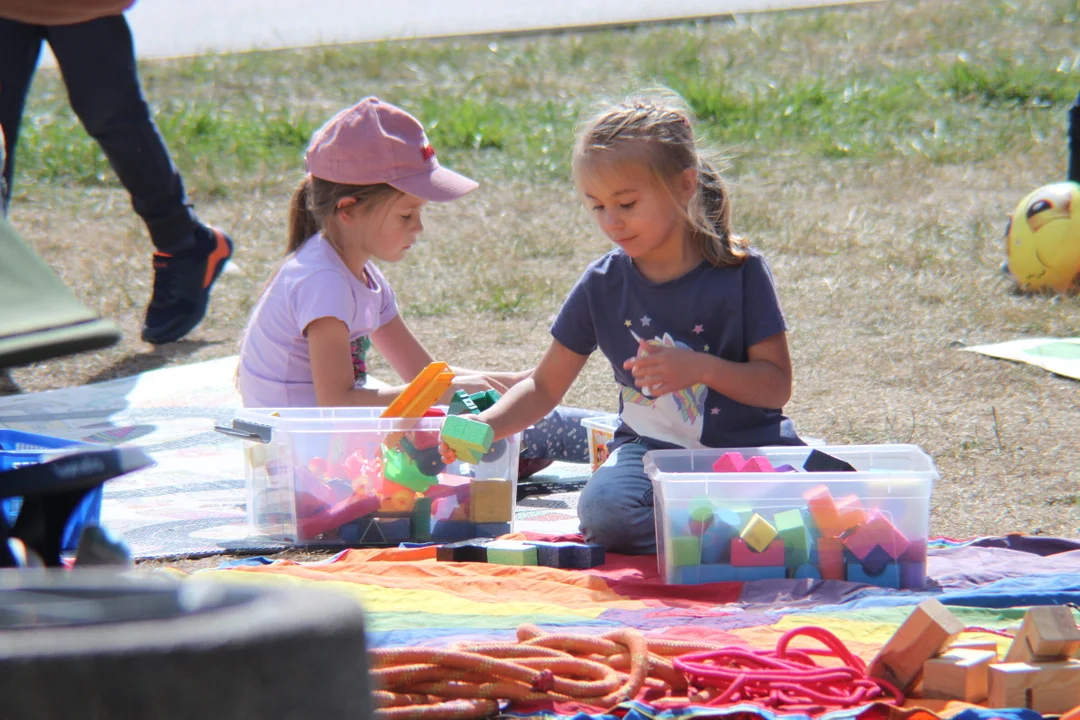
[{"x1": 1005, "y1": 181, "x2": 1080, "y2": 293}]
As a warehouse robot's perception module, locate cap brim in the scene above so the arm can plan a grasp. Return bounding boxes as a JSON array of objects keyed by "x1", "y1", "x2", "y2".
[{"x1": 390, "y1": 166, "x2": 479, "y2": 202}]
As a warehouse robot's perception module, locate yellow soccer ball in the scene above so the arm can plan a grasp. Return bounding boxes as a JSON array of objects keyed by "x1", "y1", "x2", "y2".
[{"x1": 1005, "y1": 181, "x2": 1080, "y2": 293}]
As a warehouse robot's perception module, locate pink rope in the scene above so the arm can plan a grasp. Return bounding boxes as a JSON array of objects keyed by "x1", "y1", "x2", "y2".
[{"x1": 672, "y1": 626, "x2": 904, "y2": 712}]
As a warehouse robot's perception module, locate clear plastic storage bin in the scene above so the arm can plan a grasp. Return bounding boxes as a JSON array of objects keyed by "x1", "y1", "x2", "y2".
[
  {"x1": 643, "y1": 444, "x2": 936, "y2": 589},
  {"x1": 227, "y1": 408, "x2": 521, "y2": 546},
  {"x1": 581, "y1": 414, "x2": 618, "y2": 472}
]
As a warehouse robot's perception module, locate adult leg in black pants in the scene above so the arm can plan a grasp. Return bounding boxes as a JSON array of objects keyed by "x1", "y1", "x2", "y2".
[{"x1": 0, "y1": 15, "x2": 233, "y2": 345}]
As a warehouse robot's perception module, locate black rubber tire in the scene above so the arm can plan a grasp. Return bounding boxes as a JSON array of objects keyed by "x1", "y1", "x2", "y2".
[{"x1": 0, "y1": 571, "x2": 374, "y2": 720}]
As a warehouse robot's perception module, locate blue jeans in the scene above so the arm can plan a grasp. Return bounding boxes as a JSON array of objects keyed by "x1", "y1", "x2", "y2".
[
  {"x1": 577, "y1": 441, "x2": 657, "y2": 555},
  {"x1": 0, "y1": 15, "x2": 198, "y2": 253}
]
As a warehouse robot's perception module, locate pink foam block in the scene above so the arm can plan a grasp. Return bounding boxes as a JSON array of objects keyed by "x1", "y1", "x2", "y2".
[
  {"x1": 842, "y1": 512, "x2": 910, "y2": 560},
  {"x1": 298, "y1": 493, "x2": 380, "y2": 539},
  {"x1": 741, "y1": 456, "x2": 775, "y2": 472},
  {"x1": 712, "y1": 452, "x2": 747, "y2": 473},
  {"x1": 730, "y1": 537, "x2": 785, "y2": 567}
]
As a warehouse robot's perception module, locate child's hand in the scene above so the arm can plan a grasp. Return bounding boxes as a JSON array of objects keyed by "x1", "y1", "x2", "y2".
[
  {"x1": 623, "y1": 339, "x2": 702, "y2": 395},
  {"x1": 438, "y1": 375, "x2": 495, "y2": 405},
  {"x1": 438, "y1": 441, "x2": 458, "y2": 464}
]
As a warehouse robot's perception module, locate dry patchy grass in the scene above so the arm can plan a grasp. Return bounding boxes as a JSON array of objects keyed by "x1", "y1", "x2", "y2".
[{"x1": 3, "y1": 0, "x2": 1079, "y2": 550}]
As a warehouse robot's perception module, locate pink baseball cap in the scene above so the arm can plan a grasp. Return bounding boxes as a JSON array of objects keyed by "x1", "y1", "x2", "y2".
[{"x1": 304, "y1": 97, "x2": 478, "y2": 202}]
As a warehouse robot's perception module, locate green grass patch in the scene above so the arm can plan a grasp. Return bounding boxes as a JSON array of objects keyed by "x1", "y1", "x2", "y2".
[{"x1": 12, "y1": 0, "x2": 1080, "y2": 190}]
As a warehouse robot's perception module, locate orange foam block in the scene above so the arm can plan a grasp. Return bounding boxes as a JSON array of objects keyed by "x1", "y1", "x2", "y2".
[{"x1": 804, "y1": 485, "x2": 841, "y2": 537}]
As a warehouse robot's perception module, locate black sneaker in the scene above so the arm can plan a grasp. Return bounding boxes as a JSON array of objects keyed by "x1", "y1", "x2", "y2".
[{"x1": 141, "y1": 226, "x2": 233, "y2": 344}]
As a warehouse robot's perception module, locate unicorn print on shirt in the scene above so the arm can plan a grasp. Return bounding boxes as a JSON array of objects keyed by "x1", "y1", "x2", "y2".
[{"x1": 619, "y1": 330, "x2": 708, "y2": 448}]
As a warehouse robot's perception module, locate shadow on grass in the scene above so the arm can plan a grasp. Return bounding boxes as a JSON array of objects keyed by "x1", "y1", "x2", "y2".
[
  {"x1": 0, "y1": 370, "x2": 20, "y2": 396},
  {"x1": 82, "y1": 340, "x2": 223, "y2": 386}
]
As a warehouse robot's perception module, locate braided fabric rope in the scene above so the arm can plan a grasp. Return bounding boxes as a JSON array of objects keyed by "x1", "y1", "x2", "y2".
[
  {"x1": 673, "y1": 626, "x2": 904, "y2": 713},
  {"x1": 369, "y1": 624, "x2": 902, "y2": 719}
]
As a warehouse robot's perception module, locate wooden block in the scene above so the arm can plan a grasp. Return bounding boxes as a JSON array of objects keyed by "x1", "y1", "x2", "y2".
[
  {"x1": 988, "y1": 659, "x2": 1080, "y2": 714},
  {"x1": 1004, "y1": 606, "x2": 1080, "y2": 663},
  {"x1": 922, "y1": 648, "x2": 997, "y2": 703},
  {"x1": 712, "y1": 452, "x2": 746, "y2": 472},
  {"x1": 739, "y1": 513, "x2": 778, "y2": 552},
  {"x1": 868, "y1": 598, "x2": 966, "y2": 693},
  {"x1": 468, "y1": 478, "x2": 513, "y2": 523},
  {"x1": 731, "y1": 537, "x2": 785, "y2": 567},
  {"x1": 949, "y1": 639, "x2": 1001, "y2": 657},
  {"x1": 442, "y1": 415, "x2": 494, "y2": 464}
]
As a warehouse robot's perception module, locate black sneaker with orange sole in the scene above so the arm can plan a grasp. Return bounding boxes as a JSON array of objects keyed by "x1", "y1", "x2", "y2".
[{"x1": 141, "y1": 226, "x2": 233, "y2": 344}]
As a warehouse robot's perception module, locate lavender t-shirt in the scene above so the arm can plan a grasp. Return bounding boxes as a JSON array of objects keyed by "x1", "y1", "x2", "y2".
[{"x1": 238, "y1": 233, "x2": 398, "y2": 407}]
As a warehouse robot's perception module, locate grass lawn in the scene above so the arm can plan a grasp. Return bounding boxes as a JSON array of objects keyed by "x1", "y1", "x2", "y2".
[{"x1": 3, "y1": 0, "x2": 1079, "y2": 540}]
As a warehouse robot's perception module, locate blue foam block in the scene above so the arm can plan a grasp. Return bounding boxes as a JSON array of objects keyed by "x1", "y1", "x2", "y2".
[
  {"x1": 846, "y1": 561, "x2": 900, "y2": 588},
  {"x1": 431, "y1": 520, "x2": 479, "y2": 543},
  {"x1": 732, "y1": 566, "x2": 786, "y2": 581}
]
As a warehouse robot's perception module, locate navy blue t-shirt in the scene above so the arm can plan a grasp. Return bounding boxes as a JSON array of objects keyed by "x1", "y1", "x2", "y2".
[{"x1": 551, "y1": 248, "x2": 802, "y2": 451}]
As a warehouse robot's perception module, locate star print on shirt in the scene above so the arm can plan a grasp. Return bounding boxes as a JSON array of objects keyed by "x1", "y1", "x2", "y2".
[
  {"x1": 692, "y1": 324, "x2": 704, "y2": 334},
  {"x1": 641, "y1": 315, "x2": 652, "y2": 326},
  {"x1": 703, "y1": 344, "x2": 710, "y2": 353},
  {"x1": 711, "y1": 407, "x2": 720, "y2": 415},
  {"x1": 624, "y1": 320, "x2": 632, "y2": 328}
]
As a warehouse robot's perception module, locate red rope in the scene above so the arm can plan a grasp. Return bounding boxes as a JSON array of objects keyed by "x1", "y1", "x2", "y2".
[{"x1": 672, "y1": 626, "x2": 904, "y2": 713}]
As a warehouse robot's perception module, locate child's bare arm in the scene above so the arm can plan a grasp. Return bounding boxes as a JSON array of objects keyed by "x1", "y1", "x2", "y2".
[
  {"x1": 307, "y1": 317, "x2": 407, "y2": 406},
  {"x1": 476, "y1": 340, "x2": 589, "y2": 440}
]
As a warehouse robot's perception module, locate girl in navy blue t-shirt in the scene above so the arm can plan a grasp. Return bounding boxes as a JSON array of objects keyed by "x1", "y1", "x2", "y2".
[{"x1": 447, "y1": 92, "x2": 803, "y2": 554}]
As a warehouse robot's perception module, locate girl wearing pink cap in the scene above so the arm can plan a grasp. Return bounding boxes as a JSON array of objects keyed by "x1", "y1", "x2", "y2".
[{"x1": 238, "y1": 98, "x2": 595, "y2": 475}]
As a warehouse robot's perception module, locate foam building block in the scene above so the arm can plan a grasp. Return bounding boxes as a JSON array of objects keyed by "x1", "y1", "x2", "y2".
[
  {"x1": 298, "y1": 493, "x2": 380, "y2": 539},
  {"x1": 834, "y1": 495, "x2": 868, "y2": 531},
  {"x1": 741, "y1": 456, "x2": 774, "y2": 472},
  {"x1": 739, "y1": 513, "x2": 778, "y2": 553},
  {"x1": 486, "y1": 540, "x2": 538, "y2": 566},
  {"x1": 712, "y1": 452, "x2": 746, "y2": 472},
  {"x1": 773, "y1": 508, "x2": 811, "y2": 567},
  {"x1": 859, "y1": 544, "x2": 894, "y2": 576},
  {"x1": 470, "y1": 389, "x2": 501, "y2": 412},
  {"x1": 679, "y1": 563, "x2": 737, "y2": 583},
  {"x1": 733, "y1": 566, "x2": 785, "y2": 581},
  {"x1": 803, "y1": 448, "x2": 857, "y2": 473},
  {"x1": 411, "y1": 497, "x2": 432, "y2": 541},
  {"x1": 793, "y1": 564, "x2": 821, "y2": 580},
  {"x1": 475, "y1": 522, "x2": 511, "y2": 537},
  {"x1": 868, "y1": 598, "x2": 966, "y2": 693},
  {"x1": 383, "y1": 446, "x2": 437, "y2": 493},
  {"x1": 468, "y1": 478, "x2": 513, "y2": 523},
  {"x1": 1003, "y1": 606, "x2": 1080, "y2": 663},
  {"x1": 526, "y1": 541, "x2": 605, "y2": 569},
  {"x1": 436, "y1": 538, "x2": 492, "y2": 563},
  {"x1": 816, "y1": 537, "x2": 845, "y2": 580},
  {"x1": 846, "y1": 560, "x2": 900, "y2": 588},
  {"x1": 844, "y1": 512, "x2": 910, "y2": 560},
  {"x1": 442, "y1": 415, "x2": 494, "y2": 464},
  {"x1": 431, "y1": 520, "x2": 478, "y2": 543},
  {"x1": 922, "y1": 648, "x2": 997, "y2": 703},
  {"x1": 700, "y1": 510, "x2": 741, "y2": 564},
  {"x1": 447, "y1": 390, "x2": 480, "y2": 415},
  {"x1": 804, "y1": 485, "x2": 843, "y2": 537},
  {"x1": 669, "y1": 536, "x2": 701, "y2": 567},
  {"x1": 687, "y1": 498, "x2": 715, "y2": 536},
  {"x1": 731, "y1": 537, "x2": 785, "y2": 567},
  {"x1": 988, "y1": 660, "x2": 1080, "y2": 713}
]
